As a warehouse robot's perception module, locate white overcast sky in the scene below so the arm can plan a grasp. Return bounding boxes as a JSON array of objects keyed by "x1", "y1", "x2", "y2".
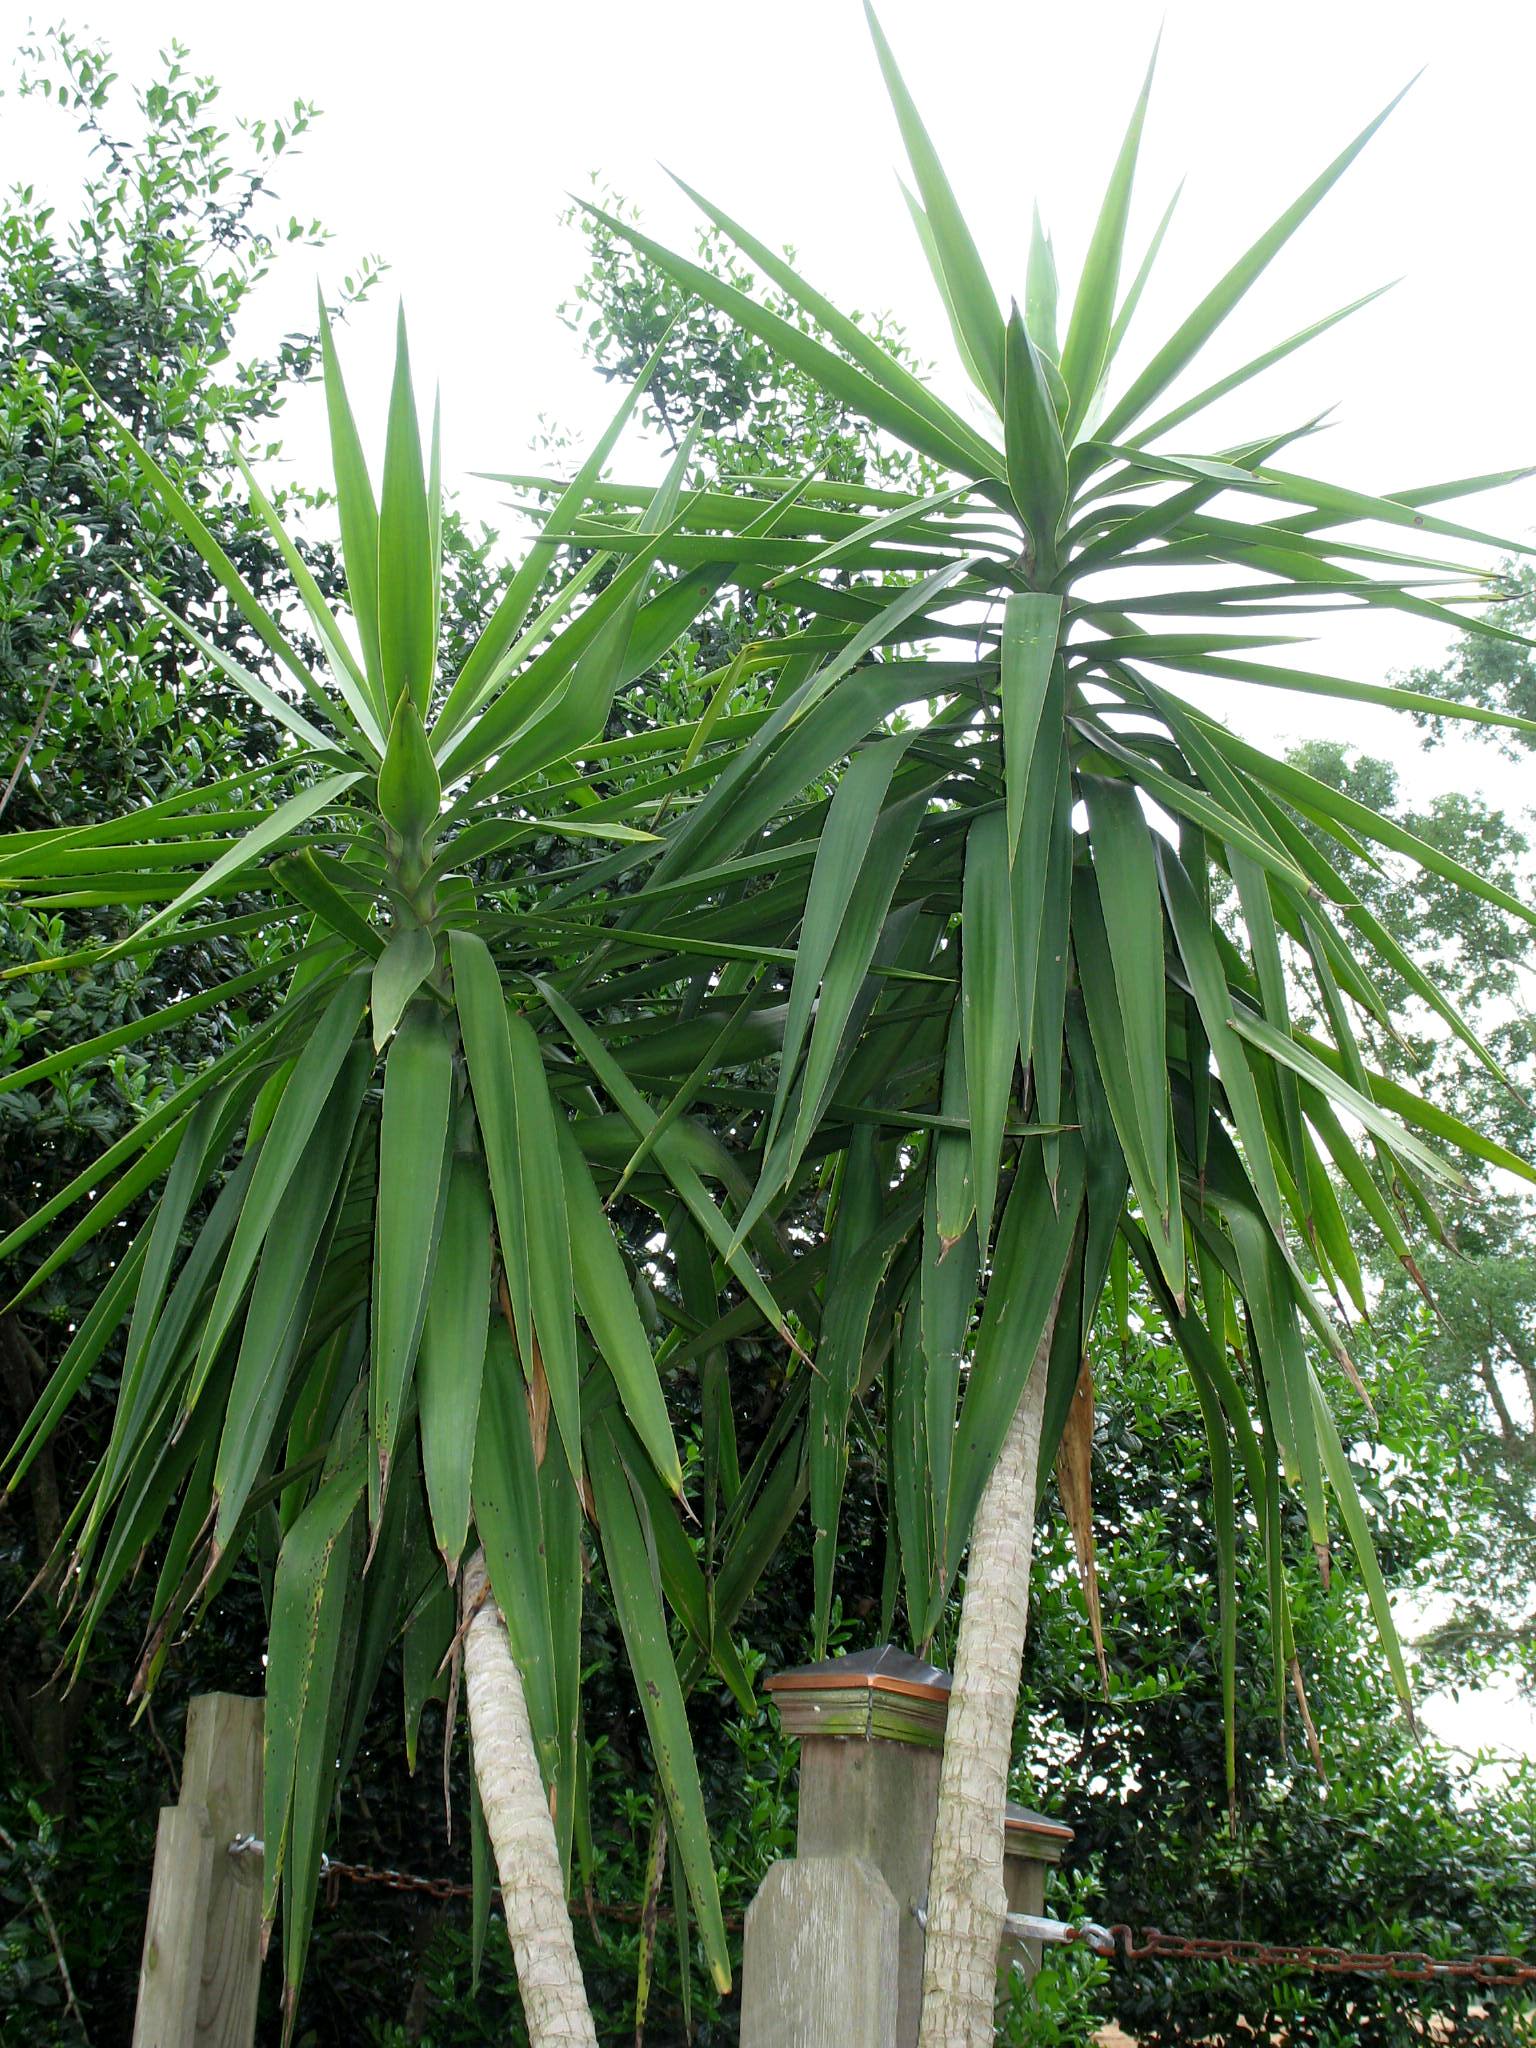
[{"x1": 7, "y1": 1, "x2": 1536, "y2": 1755}]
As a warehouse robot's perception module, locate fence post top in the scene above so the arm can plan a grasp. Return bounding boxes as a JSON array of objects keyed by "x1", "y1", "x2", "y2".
[
  {"x1": 764, "y1": 1643, "x2": 952, "y2": 1748},
  {"x1": 1004, "y1": 1800, "x2": 1074, "y2": 1863}
]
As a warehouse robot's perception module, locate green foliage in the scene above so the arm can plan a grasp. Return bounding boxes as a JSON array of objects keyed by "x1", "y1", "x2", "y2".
[
  {"x1": 0, "y1": 27, "x2": 378, "y2": 2038},
  {"x1": 1019, "y1": 1319, "x2": 1536, "y2": 2046},
  {"x1": 1406, "y1": 564, "x2": 1536, "y2": 756},
  {"x1": 1285, "y1": 724, "x2": 1536, "y2": 1687}
]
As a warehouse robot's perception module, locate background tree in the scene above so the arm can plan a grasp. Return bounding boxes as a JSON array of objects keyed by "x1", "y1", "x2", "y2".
[
  {"x1": 1014, "y1": 1308, "x2": 1536, "y2": 2048},
  {"x1": 0, "y1": 27, "x2": 380, "y2": 2035},
  {"x1": 1280, "y1": 728, "x2": 1536, "y2": 1688}
]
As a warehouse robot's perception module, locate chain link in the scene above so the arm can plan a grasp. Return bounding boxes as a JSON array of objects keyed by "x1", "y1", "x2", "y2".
[
  {"x1": 231, "y1": 1841, "x2": 1530, "y2": 1985},
  {"x1": 1097, "y1": 1924, "x2": 1536, "y2": 1990},
  {"x1": 238, "y1": 1845, "x2": 744, "y2": 1931}
]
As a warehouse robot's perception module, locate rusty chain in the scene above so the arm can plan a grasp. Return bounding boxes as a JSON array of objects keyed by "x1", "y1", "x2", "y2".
[
  {"x1": 232, "y1": 1841, "x2": 1531, "y2": 1986},
  {"x1": 229, "y1": 1843, "x2": 744, "y2": 1930},
  {"x1": 1093, "y1": 1924, "x2": 1536, "y2": 1990}
]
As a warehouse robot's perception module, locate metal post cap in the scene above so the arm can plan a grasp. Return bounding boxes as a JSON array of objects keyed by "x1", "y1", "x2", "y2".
[{"x1": 764, "y1": 1644, "x2": 952, "y2": 1748}]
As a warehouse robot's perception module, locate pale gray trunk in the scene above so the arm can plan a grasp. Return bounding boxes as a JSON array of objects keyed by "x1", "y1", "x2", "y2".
[
  {"x1": 462, "y1": 1550, "x2": 596, "y2": 2047},
  {"x1": 917, "y1": 1289, "x2": 1063, "y2": 2048}
]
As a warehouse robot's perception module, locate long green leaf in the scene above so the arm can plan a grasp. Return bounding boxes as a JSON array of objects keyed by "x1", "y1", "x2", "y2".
[
  {"x1": 371, "y1": 1004, "x2": 454, "y2": 1520},
  {"x1": 586, "y1": 1411, "x2": 731, "y2": 1991},
  {"x1": 418, "y1": 1149, "x2": 493, "y2": 1574},
  {"x1": 377, "y1": 308, "x2": 436, "y2": 716},
  {"x1": 1099, "y1": 82, "x2": 1415, "y2": 442}
]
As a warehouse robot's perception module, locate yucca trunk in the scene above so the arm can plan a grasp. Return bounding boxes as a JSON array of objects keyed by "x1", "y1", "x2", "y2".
[
  {"x1": 918, "y1": 1288, "x2": 1063, "y2": 2048},
  {"x1": 462, "y1": 1551, "x2": 597, "y2": 2047}
]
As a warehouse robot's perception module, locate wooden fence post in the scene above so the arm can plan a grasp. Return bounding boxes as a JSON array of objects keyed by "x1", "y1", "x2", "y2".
[
  {"x1": 741, "y1": 1647, "x2": 1078, "y2": 2047},
  {"x1": 740, "y1": 1854, "x2": 900, "y2": 2048},
  {"x1": 134, "y1": 1693, "x2": 264, "y2": 2048},
  {"x1": 742, "y1": 1645, "x2": 950, "y2": 2048},
  {"x1": 1000, "y1": 1801, "x2": 1075, "y2": 1989}
]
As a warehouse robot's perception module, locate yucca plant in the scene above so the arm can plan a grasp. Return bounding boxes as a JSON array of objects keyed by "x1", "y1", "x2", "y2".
[
  {"x1": 532, "y1": 8, "x2": 1536, "y2": 2039},
  {"x1": 0, "y1": 309, "x2": 839, "y2": 2041},
  {"x1": 9, "y1": 17, "x2": 1536, "y2": 2048}
]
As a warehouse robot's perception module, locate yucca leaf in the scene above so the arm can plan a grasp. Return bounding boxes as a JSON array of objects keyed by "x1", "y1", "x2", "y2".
[
  {"x1": 889, "y1": 1290, "x2": 932, "y2": 1642},
  {"x1": 1290, "y1": 1022, "x2": 1536, "y2": 1186},
  {"x1": 585, "y1": 1410, "x2": 731, "y2": 1992},
  {"x1": 1099, "y1": 81, "x2": 1414, "y2": 442},
  {"x1": 666, "y1": 170, "x2": 1002, "y2": 479},
  {"x1": 534, "y1": 976, "x2": 792, "y2": 1342},
  {"x1": 185, "y1": 974, "x2": 370, "y2": 1412},
  {"x1": 451, "y1": 931, "x2": 534, "y2": 1365},
  {"x1": 273, "y1": 849, "x2": 383, "y2": 961},
  {"x1": 1129, "y1": 282, "x2": 1396, "y2": 448},
  {"x1": 336, "y1": 1447, "x2": 419, "y2": 1787},
  {"x1": 377, "y1": 308, "x2": 437, "y2": 717},
  {"x1": 418, "y1": 1150, "x2": 494, "y2": 1574},
  {"x1": 1058, "y1": 37, "x2": 1157, "y2": 440},
  {"x1": 403, "y1": 1561, "x2": 454, "y2": 1774},
  {"x1": 231, "y1": 449, "x2": 385, "y2": 754},
  {"x1": 82, "y1": 1146, "x2": 261, "y2": 1564},
  {"x1": 932, "y1": 1002, "x2": 975, "y2": 1247},
  {"x1": 556, "y1": 1117, "x2": 681, "y2": 1492},
  {"x1": 134, "y1": 583, "x2": 341, "y2": 756},
  {"x1": 1030, "y1": 745, "x2": 1075, "y2": 1191},
  {"x1": 1157, "y1": 844, "x2": 1286, "y2": 1238},
  {"x1": 1025, "y1": 205, "x2": 1060, "y2": 363},
  {"x1": 766, "y1": 735, "x2": 909, "y2": 1159},
  {"x1": 584, "y1": 197, "x2": 992, "y2": 480},
  {"x1": 0, "y1": 953, "x2": 293, "y2": 1102},
  {"x1": 1104, "y1": 179, "x2": 1183, "y2": 371},
  {"x1": 864, "y1": 2, "x2": 1004, "y2": 410},
  {"x1": 960, "y1": 810, "x2": 1016, "y2": 1255},
  {"x1": 540, "y1": 1435, "x2": 585, "y2": 1877},
  {"x1": 1001, "y1": 593, "x2": 1063, "y2": 863},
  {"x1": 371, "y1": 926, "x2": 437, "y2": 1050},
  {"x1": 1, "y1": 1223, "x2": 150, "y2": 1493},
  {"x1": 1081, "y1": 775, "x2": 1172, "y2": 1220},
  {"x1": 1308, "y1": 1370, "x2": 1412, "y2": 1708},
  {"x1": 471, "y1": 1324, "x2": 562, "y2": 1790},
  {"x1": 1149, "y1": 649, "x2": 1536, "y2": 744},
  {"x1": 597, "y1": 1389, "x2": 754, "y2": 1713},
  {"x1": 318, "y1": 295, "x2": 387, "y2": 714},
  {"x1": 93, "y1": 773, "x2": 358, "y2": 953},
  {"x1": 211, "y1": 1045, "x2": 373, "y2": 1549},
  {"x1": 264, "y1": 1413, "x2": 366, "y2": 2036},
  {"x1": 504, "y1": 1010, "x2": 582, "y2": 1481},
  {"x1": 377, "y1": 695, "x2": 442, "y2": 848},
  {"x1": 101, "y1": 395, "x2": 345, "y2": 735},
  {"x1": 1003, "y1": 307, "x2": 1069, "y2": 579},
  {"x1": 436, "y1": 333, "x2": 680, "y2": 747},
  {"x1": 1073, "y1": 865, "x2": 1183, "y2": 1298},
  {"x1": 787, "y1": 788, "x2": 928, "y2": 1175},
  {"x1": 371, "y1": 1003, "x2": 455, "y2": 1521},
  {"x1": 810, "y1": 1197, "x2": 917, "y2": 1652},
  {"x1": 920, "y1": 1180, "x2": 974, "y2": 1564}
]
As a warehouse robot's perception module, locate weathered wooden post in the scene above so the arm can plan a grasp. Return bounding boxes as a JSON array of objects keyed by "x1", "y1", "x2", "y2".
[
  {"x1": 742, "y1": 1646, "x2": 950, "y2": 2048},
  {"x1": 741, "y1": 1648, "x2": 1078, "y2": 2047},
  {"x1": 1000, "y1": 1800, "x2": 1076, "y2": 1987},
  {"x1": 134, "y1": 1693, "x2": 264, "y2": 2048}
]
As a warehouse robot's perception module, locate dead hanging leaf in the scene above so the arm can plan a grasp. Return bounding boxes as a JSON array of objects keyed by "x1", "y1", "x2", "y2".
[
  {"x1": 528, "y1": 1343, "x2": 551, "y2": 1471},
  {"x1": 1289, "y1": 1655, "x2": 1327, "y2": 1785},
  {"x1": 496, "y1": 1268, "x2": 551, "y2": 1468},
  {"x1": 1055, "y1": 1356, "x2": 1109, "y2": 1694}
]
